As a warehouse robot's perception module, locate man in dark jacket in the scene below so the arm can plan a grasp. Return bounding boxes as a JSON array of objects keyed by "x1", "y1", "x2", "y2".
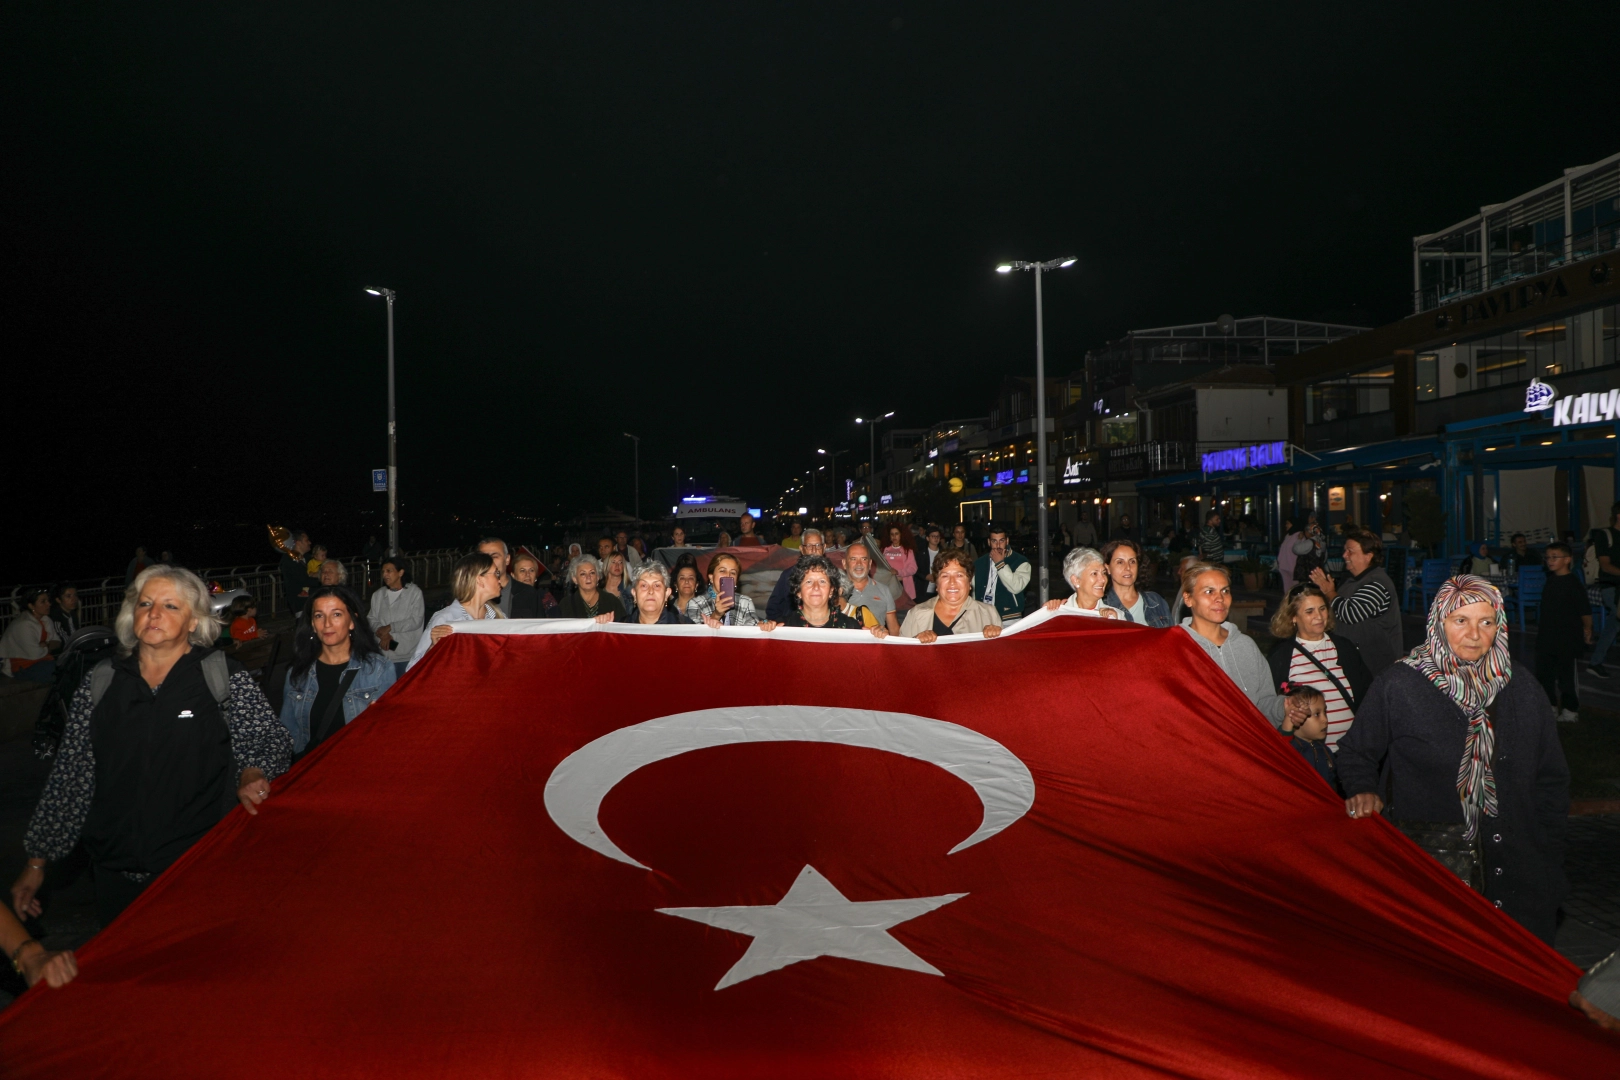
[
  {"x1": 279, "y1": 531, "x2": 313, "y2": 618},
  {"x1": 766, "y1": 530, "x2": 826, "y2": 621},
  {"x1": 1310, "y1": 530, "x2": 1403, "y2": 674}
]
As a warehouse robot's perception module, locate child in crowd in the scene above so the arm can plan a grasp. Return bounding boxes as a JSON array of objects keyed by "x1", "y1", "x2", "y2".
[
  {"x1": 1281, "y1": 684, "x2": 1338, "y2": 792},
  {"x1": 228, "y1": 596, "x2": 262, "y2": 643},
  {"x1": 1538, "y1": 541, "x2": 1589, "y2": 723}
]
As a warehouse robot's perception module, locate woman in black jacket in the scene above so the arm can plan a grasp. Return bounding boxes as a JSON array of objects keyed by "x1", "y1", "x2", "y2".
[
  {"x1": 10, "y1": 566, "x2": 292, "y2": 927},
  {"x1": 1267, "y1": 584, "x2": 1372, "y2": 749},
  {"x1": 1337, "y1": 575, "x2": 1569, "y2": 944}
]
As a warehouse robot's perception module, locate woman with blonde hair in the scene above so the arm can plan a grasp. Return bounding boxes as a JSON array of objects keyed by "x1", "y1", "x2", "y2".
[
  {"x1": 602, "y1": 553, "x2": 629, "y2": 608},
  {"x1": 1266, "y1": 584, "x2": 1371, "y2": 749},
  {"x1": 408, "y1": 552, "x2": 506, "y2": 669},
  {"x1": 10, "y1": 565, "x2": 291, "y2": 926}
]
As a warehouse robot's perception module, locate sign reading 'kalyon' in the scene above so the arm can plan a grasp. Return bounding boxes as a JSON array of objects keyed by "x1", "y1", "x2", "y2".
[
  {"x1": 1201, "y1": 440, "x2": 1287, "y2": 475},
  {"x1": 1526, "y1": 376, "x2": 1620, "y2": 426}
]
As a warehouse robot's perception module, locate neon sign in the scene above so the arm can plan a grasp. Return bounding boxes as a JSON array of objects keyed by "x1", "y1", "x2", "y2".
[{"x1": 1201, "y1": 441, "x2": 1286, "y2": 475}]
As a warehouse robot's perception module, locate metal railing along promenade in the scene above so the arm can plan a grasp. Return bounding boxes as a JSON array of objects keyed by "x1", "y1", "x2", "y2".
[{"x1": 2, "y1": 548, "x2": 465, "y2": 636}]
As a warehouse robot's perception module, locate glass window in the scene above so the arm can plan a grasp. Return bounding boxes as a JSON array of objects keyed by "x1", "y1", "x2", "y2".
[
  {"x1": 1306, "y1": 364, "x2": 1393, "y2": 423},
  {"x1": 1416, "y1": 354, "x2": 1438, "y2": 401}
]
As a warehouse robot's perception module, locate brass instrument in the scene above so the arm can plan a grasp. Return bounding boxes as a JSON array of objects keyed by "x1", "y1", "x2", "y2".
[{"x1": 268, "y1": 525, "x2": 297, "y2": 558}]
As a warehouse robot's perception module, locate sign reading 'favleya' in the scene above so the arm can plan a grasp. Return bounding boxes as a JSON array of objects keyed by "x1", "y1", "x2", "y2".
[{"x1": 1201, "y1": 440, "x2": 1287, "y2": 475}]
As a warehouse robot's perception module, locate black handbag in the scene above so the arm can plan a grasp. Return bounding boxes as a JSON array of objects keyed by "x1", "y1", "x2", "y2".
[
  {"x1": 1391, "y1": 820, "x2": 1485, "y2": 891},
  {"x1": 1387, "y1": 704, "x2": 1492, "y2": 892}
]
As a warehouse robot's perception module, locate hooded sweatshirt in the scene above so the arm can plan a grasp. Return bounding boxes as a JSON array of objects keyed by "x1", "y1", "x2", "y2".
[{"x1": 1180, "y1": 619, "x2": 1286, "y2": 728}]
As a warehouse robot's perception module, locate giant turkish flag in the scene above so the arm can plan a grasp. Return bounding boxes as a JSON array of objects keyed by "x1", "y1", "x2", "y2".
[{"x1": 1, "y1": 615, "x2": 1613, "y2": 1077}]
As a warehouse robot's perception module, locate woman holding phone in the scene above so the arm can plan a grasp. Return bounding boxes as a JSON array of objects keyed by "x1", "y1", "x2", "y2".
[{"x1": 688, "y1": 553, "x2": 766, "y2": 627}]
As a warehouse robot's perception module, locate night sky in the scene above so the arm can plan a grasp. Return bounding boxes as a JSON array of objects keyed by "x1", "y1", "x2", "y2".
[{"x1": 6, "y1": 3, "x2": 1617, "y2": 581}]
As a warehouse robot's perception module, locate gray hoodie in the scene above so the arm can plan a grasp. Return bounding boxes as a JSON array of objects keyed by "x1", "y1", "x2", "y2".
[{"x1": 1180, "y1": 619, "x2": 1286, "y2": 728}]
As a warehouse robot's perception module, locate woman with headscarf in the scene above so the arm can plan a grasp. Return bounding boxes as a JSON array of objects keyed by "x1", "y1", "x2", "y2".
[
  {"x1": 1336, "y1": 575, "x2": 1569, "y2": 944},
  {"x1": 1457, "y1": 541, "x2": 1495, "y2": 577}
]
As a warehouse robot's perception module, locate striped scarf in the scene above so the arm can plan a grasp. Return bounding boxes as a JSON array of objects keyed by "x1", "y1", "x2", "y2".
[{"x1": 1400, "y1": 574, "x2": 1511, "y2": 840}]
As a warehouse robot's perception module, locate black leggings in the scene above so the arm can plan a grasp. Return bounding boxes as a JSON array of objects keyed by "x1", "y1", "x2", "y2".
[{"x1": 1535, "y1": 644, "x2": 1579, "y2": 712}]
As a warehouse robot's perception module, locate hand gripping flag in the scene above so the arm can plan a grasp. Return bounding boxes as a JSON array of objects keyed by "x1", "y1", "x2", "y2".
[{"x1": 1, "y1": 614, "x2": 1613, "y2": 1077}]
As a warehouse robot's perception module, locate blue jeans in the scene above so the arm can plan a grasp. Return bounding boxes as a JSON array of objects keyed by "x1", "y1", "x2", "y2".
[
  {"x1": 1590, "y1": 586, "x2": 1620, "y2": 666},
  {"x1": 393, "y1": 661, "x2": 408, "y2": 679}
]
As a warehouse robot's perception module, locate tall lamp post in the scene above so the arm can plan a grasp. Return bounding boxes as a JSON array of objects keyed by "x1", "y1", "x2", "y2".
[
  {"x1": 670, "y1": 464, "x2": 680, "y2": 507},
  {"x1": 817, "y1": 448, "x2": 848, "y2": 513},
  {"x1": 364, "y1": 287, "x2": 399, "y2": 555},
  {"x1": 996, "y1": 257, "x2": 1076, "y2": 603},
  {"x1": 854, "y1": 411, "x2": 895, "y2": 519},
  {"x1": 623, "y1": 432, "x2": 640, "y2": 521}
]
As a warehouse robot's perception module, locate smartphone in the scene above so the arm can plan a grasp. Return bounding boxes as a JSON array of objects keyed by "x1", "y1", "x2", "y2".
[{"x1": 719, "y1": 575, "x2": 736, "y2": 601}]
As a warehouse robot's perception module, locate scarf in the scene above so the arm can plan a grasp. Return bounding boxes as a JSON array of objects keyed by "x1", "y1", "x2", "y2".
[{"x1": 1400, "y1": 574, "x2": 1511, "y2": 839}]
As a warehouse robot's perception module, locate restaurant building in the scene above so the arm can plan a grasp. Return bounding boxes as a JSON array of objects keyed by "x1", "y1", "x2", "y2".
[{"x1": 1158, "y1": 151, "x2": 1620, "y2": 556}]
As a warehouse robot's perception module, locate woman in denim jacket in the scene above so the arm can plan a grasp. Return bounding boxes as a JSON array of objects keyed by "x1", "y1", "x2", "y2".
[
  {"x1": 279, "y1": 584, "x2": 396, "y2": 759},
  {"x1": 1101, "y1": 538, "x2": 1173, "y2": 627}
]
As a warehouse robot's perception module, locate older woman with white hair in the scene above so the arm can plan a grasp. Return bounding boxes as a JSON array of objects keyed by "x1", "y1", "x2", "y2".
[
  {"x1": 1043, "y1": 547, "x2": 1125, "y2": 618},
  {"x1": 9, "y1": 565, "x2": 291, "y2": 927},
  {"x1": 613, "y1": 563, "x2": 689, "y2": 625},
  {"x1": 559, "y1": 554, "x2": 624, "y2": 620}
]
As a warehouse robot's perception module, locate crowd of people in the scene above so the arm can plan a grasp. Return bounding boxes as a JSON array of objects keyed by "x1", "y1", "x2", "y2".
[{"x1": 0, "y1": 511, "x2": 1609, "y2": 1028}]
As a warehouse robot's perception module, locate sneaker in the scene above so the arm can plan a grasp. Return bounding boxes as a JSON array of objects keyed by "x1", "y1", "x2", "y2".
[
  {"x1": 1557, "y1": 708, "x2": 1581, "y2": 723},
  {"x1": 1587, "y1": 664, "x2": 1611, "y2": 679}
]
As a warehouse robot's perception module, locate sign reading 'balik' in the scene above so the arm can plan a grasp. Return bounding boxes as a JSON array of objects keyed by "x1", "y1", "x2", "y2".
[{"x1": 1201, "y1": 440, "x2": 1286, "y2": 476}]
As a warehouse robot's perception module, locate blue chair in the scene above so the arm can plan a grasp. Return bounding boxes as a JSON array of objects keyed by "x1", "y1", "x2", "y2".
[
  {"x1": 1512, "y1": 566, "x2": 1545, "y2": 635},
  {"x1": 1420, "y1": 559, "x2": 1452, "y2": 614}
]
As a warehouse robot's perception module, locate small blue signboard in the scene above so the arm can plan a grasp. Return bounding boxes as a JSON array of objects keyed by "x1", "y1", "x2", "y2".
[{"x1": 372, "y1": 469, "x2": 388, "y2": 492}]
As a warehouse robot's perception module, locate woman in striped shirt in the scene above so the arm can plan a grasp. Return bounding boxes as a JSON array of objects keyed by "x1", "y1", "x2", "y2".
[{"x1": 1266, "y1": 584, "x2": 1373, "y2": 750}]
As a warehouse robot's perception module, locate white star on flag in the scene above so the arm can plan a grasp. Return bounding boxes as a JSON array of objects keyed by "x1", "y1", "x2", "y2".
[{"x1": 657, "y1": 865, "x2": 967, "y2": 990}]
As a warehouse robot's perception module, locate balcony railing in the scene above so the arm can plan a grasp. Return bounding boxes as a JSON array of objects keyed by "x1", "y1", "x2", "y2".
[
  {"x1": 1107, "y1": 441, "x2": 1195, "y2": 480},
  {"x1": 1413, "y1": 223, "x2": 1620, "y2": 313},
  {"x1": 2, "y1": 548, "x2": 465, "y2": 637}
]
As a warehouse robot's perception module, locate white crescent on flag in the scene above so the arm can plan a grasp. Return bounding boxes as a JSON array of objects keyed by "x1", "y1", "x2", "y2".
[{"x1": 544, "y1": 705, "x2": 1037, "y2": 870}]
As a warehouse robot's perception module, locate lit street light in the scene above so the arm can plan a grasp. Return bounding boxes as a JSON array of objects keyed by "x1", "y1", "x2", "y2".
[
  {"x1": 995, "y1": 257, "x2": 1077, "y2": 603},
  {"x1": 817, "y1": 448, "x2": 848, "y2": 512},
  {"x1": 854, "y1": 411, "x2": 895, "y2": 518},
  {"x1": 670, "y1": 464, "x2": 679, "y2": 507},
  {"x1": 364, "y1": 287, "x2": 399, "y2": 555},
  {"x1": 623, "y1": 432, "x2": 640, "y2": 520}
]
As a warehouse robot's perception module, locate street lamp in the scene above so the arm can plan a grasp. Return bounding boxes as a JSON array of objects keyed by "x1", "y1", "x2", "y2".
[
  {"x1": 622, "y1": 432, "x2": 640, "y2": 521},
  {"x1": 854, "y1": 411, "x2": 895, "y2": 518},
  {"x1": 995, "y1": 257, "x2": 1077, "y2": 603},
  {"x1": 364, "y1": 287, "x2": 399, "y2": 555},
  {"x1": 817, "y1": 448, "x2": 848, "y2": 511},
  {"x1": 670, "y1": 464, "x2": 679, "y2": 507}
]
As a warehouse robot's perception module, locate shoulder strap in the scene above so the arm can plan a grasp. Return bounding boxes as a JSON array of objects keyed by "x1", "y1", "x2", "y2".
[
  {"x1": 1294, "y1": 641, "x2": 1357, "y2": 709},
  {"x1": 318, "y1": 667, "x2": 360, "y2": 731},
  {"x1": 89, "y1": 659, "x2": 116, "y2": 710},
  {"x1": 201, "y1": 650, "x2": 231, "y2": 704}
]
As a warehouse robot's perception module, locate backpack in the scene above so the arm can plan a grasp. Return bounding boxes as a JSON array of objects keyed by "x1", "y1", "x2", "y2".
[
  {"x1": 1584, "y1": 529, "x2": 1613, "y2": 584},
  {"x1": 89, "y1": 650, "x2": 231, "y2": 713}
]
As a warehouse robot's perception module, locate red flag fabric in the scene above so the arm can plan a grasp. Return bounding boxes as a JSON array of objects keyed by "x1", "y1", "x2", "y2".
[{"x1": 2, "y1": 614, "x2": 1613, "y2": 1077}]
